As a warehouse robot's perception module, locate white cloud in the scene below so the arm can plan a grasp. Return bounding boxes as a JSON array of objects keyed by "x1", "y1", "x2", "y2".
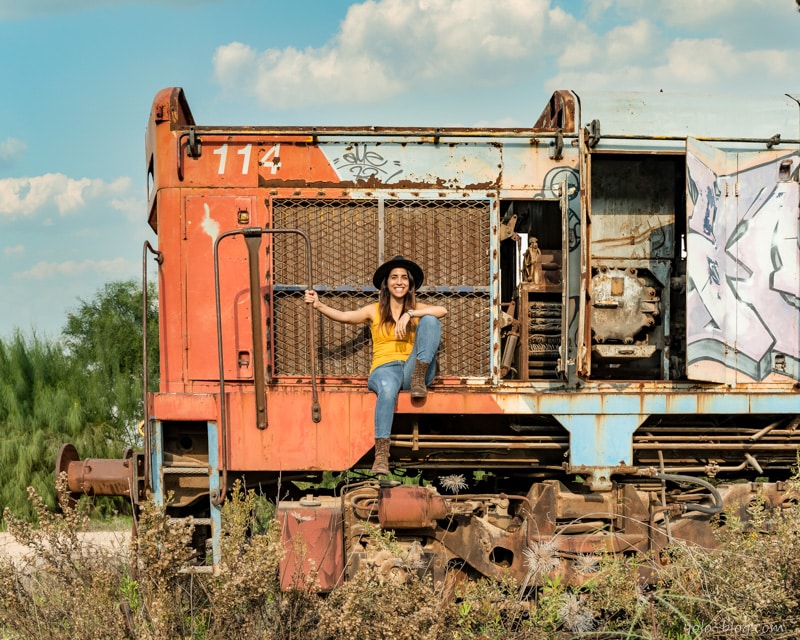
[
  {"x1": 604, "y1": 19, "x2": 657, "y2": 64},
  {"x1": 213, "y1": 0, "x2": 575, "y2": 108},
  {"x1": 110, "y1": 196, "x2": 146, "y2": 223},
  {"x1": 3, "y1": 244, "x2": 24, "y2": 256},
  {"x1": 659, "y1": 39, "x2": 794, "y2": 87},
  {"x1": 662, "y1": 0, "x2": 790, "y2": 28},
  {"x1": 0, "y1": 138, "x2": 26, "y2": 166},
  {"x1": 0, "y1": 174, "x2": 132, "y2": 219},
  {"x1": 547, "y1": 31, "x2": 798, "y2": 96},
  {"x1": 14, "y1": 257, "x2": 134, "y2": 280}
]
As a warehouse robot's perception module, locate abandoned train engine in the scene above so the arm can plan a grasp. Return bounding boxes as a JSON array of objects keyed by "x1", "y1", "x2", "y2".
[{"x1": 58, "y1": 87, "x2": 800, "y2": 587}]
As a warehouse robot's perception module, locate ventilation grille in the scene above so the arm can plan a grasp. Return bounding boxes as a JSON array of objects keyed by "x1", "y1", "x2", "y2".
[{"x1": 271, "y1": 198, "x2": 491, "y2": 378}]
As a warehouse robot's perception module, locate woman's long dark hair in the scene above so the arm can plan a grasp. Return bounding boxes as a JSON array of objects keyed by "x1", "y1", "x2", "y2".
[{"x1": 377, "y1": 271, "x2": 417, "y2": 330}]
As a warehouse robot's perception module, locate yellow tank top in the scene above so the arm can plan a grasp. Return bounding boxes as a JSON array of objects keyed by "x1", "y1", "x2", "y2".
[{"x1": 369, "y1": 303, "x2": 416, "y2": 372}]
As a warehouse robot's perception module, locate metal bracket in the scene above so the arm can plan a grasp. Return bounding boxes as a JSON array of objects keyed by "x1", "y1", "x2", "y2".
[
  {"x1": 187, "y1": 126, "x2": 202, "y2": 158},
  {"x1": 767, "y1": 133, "x2": 781, "y2": 149},
  {"x1": 587, "y1": 119, "x2": 601, "y2": 148},
  {"x1": 551, "y1": 129, "x2": 564, "y2": 160}
]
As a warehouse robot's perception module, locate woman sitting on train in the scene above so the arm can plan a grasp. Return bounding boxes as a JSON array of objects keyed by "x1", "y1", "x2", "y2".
[{"x1": 304, "y1": 256, "x2": 447, "y2": 475}]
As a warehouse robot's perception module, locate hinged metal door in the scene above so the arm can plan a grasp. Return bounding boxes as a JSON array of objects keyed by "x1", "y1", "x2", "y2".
[
  {"x1": 559, "y1": 179, "x2": 572, "y2": 378},
  {"x1": 686, "y1": 138, "x2": 800, "y2": 383}
]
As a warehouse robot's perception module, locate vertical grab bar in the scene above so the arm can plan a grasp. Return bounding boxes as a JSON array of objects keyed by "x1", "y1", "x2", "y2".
[
  {"x1": 212, "y1": 227, "x2": 321, "y2": 505},
  {"x1": 142, "y1": 241, "x2": 163, "y2": 494}
]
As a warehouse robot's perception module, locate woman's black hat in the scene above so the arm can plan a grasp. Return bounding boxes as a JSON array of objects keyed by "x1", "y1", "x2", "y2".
[{"x1": 372, "y1": 256, "x2": 424, "y2": 290}]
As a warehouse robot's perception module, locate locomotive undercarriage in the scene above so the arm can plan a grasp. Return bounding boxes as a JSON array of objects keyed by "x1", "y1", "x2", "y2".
[
  {"x1": 277, "y1": 466, "x2": 793, "y2": 591},
  {"x1": 59, "y1": 410, "x2": 800, "y2": 585},
  {"x1": 271, "y1": 411, "x2": 799, "y2": 590}
]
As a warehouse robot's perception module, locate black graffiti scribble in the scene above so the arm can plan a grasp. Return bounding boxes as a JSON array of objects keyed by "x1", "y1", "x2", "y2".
[
  {"x1": 333, "y1": 146, "x2": 403, "y2": 182},
  {"x1": 702, "y1": 185, "x2": 717, "y2": 241}
]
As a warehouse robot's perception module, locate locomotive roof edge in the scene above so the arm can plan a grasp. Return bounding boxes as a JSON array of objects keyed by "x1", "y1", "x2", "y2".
[{"x1": 148, "y1": 86, "x2": 800, "y2": 139}]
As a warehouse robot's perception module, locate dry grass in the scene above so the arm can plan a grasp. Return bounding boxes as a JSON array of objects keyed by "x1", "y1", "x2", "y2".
[{"x1": 0, "y1": 475, "x2": 799, "y2": 639}]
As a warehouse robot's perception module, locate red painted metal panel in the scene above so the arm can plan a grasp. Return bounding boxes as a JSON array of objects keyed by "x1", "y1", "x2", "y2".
[
  {"x1": 184, "y1": 194, "x2": 266, "y2": 381},
  {"x1": 278, "y1": 497, "x2": 344, "y2": 592},
  {"x1": 257, "y1": 139, "x2": 341, "y2": 186},
  {"x1": 153, "y1": 393, "x2": 217, "y2": 421}
]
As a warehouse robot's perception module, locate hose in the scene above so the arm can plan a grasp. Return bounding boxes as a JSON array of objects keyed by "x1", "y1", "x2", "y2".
[{"x1": 654, "y1": 472, "x2": 723, "y2": 515}]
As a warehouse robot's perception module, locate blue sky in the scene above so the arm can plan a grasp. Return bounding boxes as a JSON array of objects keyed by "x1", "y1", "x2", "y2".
[{"x1": 1, "y1": 0, "x2": 798, "y2": 338}]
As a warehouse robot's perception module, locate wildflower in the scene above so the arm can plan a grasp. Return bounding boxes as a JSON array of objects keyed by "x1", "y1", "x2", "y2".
[
  {"x1": 559, "y1": 592, "x2": 596, "y2": 633},
  {"x1": 522, "y1": 539, "x2": 560, "y2": 575},
  {"x1": 439, "y1": 474, "x2": 469, "y2": 494},
  {"x1": 573, "y1": 553, "x2": 599, "y2": 575}
]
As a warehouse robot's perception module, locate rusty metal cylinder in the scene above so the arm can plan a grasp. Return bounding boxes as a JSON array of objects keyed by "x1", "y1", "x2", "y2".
[
  {"x1": 378, "y1": 485, "x2": 448, "y2": 529},
  {"x1": 56, "y1": 443, "x2": 135, "y2": 497}
]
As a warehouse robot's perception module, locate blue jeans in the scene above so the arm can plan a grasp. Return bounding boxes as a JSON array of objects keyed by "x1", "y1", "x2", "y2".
[{"x1": 367, "y1": 315, "x2": 441, "y2": 439}]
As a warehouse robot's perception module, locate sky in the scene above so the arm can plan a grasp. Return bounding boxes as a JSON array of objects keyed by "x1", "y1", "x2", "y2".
[{"x1": 1, "y1": 0, "x2": 798, "y2": 339}]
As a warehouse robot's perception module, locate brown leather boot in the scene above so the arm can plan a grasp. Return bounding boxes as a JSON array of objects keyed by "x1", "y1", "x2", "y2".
[
  {"x1": 410, "y1": 360, "x2": 429, "y2": 399},
  {"x1": 371, "y1": 438, "x2": 390, "y2": 475}
]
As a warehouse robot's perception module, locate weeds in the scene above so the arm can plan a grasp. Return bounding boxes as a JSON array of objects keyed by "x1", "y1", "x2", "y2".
[{"x1": 0, "y1": 475, "x2": 799, "y2": 639}]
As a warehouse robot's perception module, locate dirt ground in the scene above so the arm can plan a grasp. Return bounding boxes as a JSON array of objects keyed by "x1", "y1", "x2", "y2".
[{"x1": 0, "y1": 530, "x2": 131, "y2": 565}]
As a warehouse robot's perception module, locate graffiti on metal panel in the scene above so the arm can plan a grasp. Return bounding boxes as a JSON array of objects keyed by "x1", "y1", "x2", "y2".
[
  {"x1": 686, "y1": 153, "x2": 800, "y2": 380},
  {"x1": 332, "y1": 145, "x2": 403, "y2": 183}
]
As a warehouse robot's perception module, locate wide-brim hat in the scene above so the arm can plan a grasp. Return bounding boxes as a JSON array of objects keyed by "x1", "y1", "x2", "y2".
[{"x1": 372, "y1": 255, "x2": 424, "y2": 290}]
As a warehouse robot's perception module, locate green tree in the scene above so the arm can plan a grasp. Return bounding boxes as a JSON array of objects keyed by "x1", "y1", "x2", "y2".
[
  {"x1": 62, "y1": 280, "x2": 159, "y2": 445},
  {"x1": 0, "y1": 332, "x2": 117, "y2": 518},
  {"x1": 0, "y1": 280, "x2": 158, "y2": 520}
]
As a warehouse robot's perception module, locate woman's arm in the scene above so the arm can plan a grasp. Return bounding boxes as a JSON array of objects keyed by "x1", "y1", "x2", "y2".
[
  {"x1": 304, "y1": 290, "x2": 374, "y2": 324},
  {"x1": 394, "y1": 302, "x2": 447, "y2": 338},
  {"x1": 408, "y1": 302, "x2": 448, "y2": 319}
]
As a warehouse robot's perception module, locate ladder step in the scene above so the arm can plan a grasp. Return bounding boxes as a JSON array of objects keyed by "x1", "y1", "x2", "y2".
[
  {"x1": 163, "y1": 466, "x2": 210, "y2": 475},
  {"x1": 178, "y1": 565, "x2": 215, "y2": 575},
  {"x1": 168, "y1": 517, "x2": 212, "y2": 526}
]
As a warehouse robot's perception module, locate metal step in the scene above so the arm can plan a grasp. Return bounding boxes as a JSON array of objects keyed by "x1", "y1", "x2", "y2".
[
  {"x1": 167, "y1": 516, "x2": 212, "y2": 527},
  {"x1": 162, "y1": 466, "x2": 210, "y2": 475}
]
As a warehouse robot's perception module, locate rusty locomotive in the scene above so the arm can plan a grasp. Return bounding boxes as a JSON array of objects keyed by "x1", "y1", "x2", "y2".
[{"x1": 58, "y1": 87, "x2": 800, "y2": 588}]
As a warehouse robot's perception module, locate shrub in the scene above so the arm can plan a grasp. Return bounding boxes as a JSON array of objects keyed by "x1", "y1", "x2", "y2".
[{"x1": 1, "y1": 475, "x2": 800, "y2": 639}]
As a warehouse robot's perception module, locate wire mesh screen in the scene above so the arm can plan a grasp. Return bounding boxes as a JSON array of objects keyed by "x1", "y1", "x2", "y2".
[
  {"x1": 272, "y1": 199, "x2": 378, "y2": 286},
  {"x1": 271, "y1": 198, "x2": 491, "y2": 378},
  {"x1": 384, "y1": 200, "x2": 490, "y2": 286},
  {"x1": 274, "y1": 292, "x2": 375, "y2": 377}
]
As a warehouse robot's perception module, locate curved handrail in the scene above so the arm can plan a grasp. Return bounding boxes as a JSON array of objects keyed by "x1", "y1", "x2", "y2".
[{"x1": 212, "y1": 227, "x2": 321, "y2": 505}]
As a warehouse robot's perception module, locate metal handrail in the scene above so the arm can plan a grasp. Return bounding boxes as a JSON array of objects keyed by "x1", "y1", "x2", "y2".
[
  {"x1": 212, "y1": 227, "x2": 321, "y2": 505},
  {"x1": 142, "y1": 240, "x2": 163, "y2": 494}
]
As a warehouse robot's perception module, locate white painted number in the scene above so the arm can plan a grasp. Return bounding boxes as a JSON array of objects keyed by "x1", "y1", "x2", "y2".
[
  {"x1": 238, "y1": 144, "x2": 252, "y2": 174},
  {"x1": 213, "y1": 144, "x2": 228, "y2": 175},
  {"x1": 260, "y1": 144, "x2": 281, "y2": 175},
  {"x1": 213, "y1": 143, "x2": 252, "y2": 175}
]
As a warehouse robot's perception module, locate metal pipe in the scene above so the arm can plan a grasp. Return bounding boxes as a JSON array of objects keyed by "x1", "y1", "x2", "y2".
[
  {"x1": 141, "y1": 241, "x2": 163, "y2": 494},
  {"x1": 635, "y1": 443, "x2": 797, "y2": 450},
  {"x1": 654, "y1": 473, "x2": 723, "y2": 515},
  {"x1": 177, "y1": 127, "x2": 800, "y2": 144},
  {"x1": 635, "y1": 433, "x2": 795, "y2": 442},
  {"x1": 749, "y1": 419, "x2": 781, "y2": 441},
  {"x1": 391, "y1": 441, "x2": 563, "y2": 449},
  {"x1": 244, "y1": 231, "x2": 268, "y2": 430},
  {"x1": 744, "y1": 453, "x2": 764, "y2": 474},
  {"x1": 392, "y1": 434, "x2": 567, "y2": 442},
  {"x1": 648, "y1": 506, "x2": 673, "y2": 552}
]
